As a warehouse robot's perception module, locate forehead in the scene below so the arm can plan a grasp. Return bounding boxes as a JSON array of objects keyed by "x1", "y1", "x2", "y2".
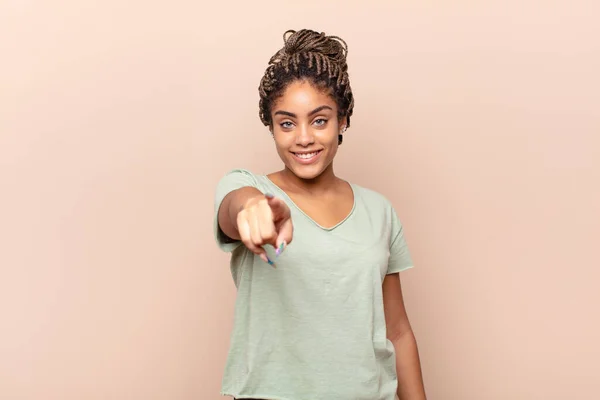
[{"x1": 273, "y1": 80, "x2": 337, "y2": 113}]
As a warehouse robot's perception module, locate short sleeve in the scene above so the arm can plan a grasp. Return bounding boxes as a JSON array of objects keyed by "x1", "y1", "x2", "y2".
[
  {"x1": 387, "y1": 207, "x2": 414, "y2": 274},
  {"x1": 213, "y1": 168, "x2": 260, "y2": 253}
]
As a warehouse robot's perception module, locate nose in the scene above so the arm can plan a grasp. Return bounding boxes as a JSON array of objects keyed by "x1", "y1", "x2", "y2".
[{"x1": 296, "y1": 124, "x2": 315, "y2": 147}]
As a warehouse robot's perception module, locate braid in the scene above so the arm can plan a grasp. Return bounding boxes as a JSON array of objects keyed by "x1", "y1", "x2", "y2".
[{"x1": 258, "y1": 29, "x2": 355, "y2": 133}]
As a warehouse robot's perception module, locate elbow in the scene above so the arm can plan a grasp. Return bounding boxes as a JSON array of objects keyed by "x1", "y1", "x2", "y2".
[{"x1": 387, "y1": 321, "x2": 414, "y2": 343}]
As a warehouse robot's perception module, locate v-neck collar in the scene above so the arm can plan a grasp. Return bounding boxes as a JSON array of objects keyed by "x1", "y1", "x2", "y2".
[{"x1": 261, "y1": 175, "x2": 357, "y2": 231}]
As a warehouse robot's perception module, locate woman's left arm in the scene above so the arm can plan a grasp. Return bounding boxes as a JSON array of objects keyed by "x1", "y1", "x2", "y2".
[{"x1": 382, "y1": 273, "x2": 427, "y2": 400}]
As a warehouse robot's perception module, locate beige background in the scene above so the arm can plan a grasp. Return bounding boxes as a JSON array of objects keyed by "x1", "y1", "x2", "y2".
[{"x1": 1, "y1": 1, "x2": 599, "y2": 399}]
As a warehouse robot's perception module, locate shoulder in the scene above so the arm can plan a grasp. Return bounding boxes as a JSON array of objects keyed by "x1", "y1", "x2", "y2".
[
  {"x1": 350, "y1": 182, "x2": 394, "y2": 210},
  {"x1": 218, "y1": 168, "x2": 260, "y2": 181},
  {"x1": 351, "y1": 182, "x2": 409, "y2": 248},
  {"x1": 350, "y1": 182, "x2": 405, "y2": 230},
  {"x1": 216, "y1": 168, "x2": 266, "y2": 188},
  {"x1": 214, "y1": 168, "x2": 269, "y2": 199}
]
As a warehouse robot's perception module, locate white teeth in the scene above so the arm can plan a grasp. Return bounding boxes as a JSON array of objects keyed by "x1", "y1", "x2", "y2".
[{"x1": 296, "y1": 152, "x2": 317, "y2": 159}]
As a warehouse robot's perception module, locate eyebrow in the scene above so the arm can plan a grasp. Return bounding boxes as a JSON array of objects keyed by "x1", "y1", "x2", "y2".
[{"x1": 274, "y1": 105, "x2": 333, "y2": 118}]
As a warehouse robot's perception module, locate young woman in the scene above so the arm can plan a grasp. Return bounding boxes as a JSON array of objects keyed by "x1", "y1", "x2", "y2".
[{"x1": 214, "y1": 29, "x2": 427, "y2": 400}]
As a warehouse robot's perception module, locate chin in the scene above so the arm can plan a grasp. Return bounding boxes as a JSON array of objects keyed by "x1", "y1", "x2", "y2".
[
  {"x1": 287, "y1": 162, "x2": 328, "y2": 181},
  {"x1": 292, "y1": 169, "x2": 321, "y2": 180}
]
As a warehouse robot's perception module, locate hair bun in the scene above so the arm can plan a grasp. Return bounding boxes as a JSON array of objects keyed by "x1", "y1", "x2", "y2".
[{"x1": 282, "y1": 29, "x2": 348, "y2": 64}]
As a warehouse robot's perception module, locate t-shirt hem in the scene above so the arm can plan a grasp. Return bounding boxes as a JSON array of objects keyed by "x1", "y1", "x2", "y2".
[
  {"x1": 221, "y1": 391, "x2": 294, "y2": 400},
  {"x1": 386, "y1": 264, "x2": 414, "y2": 275}
]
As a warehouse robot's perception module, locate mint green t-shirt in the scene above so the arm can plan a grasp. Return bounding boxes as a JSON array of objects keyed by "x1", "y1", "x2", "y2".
[{"x1": 213, "y1": 169, "x2": 414, "y2": 400}]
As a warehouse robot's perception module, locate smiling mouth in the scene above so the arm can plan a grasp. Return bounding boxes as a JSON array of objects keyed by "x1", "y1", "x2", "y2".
[{"x1": 292, "y1": 150, "x2": 322, "y2": 159}]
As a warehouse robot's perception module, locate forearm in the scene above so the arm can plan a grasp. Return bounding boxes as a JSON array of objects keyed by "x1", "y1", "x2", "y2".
[
  {"x1": 218, "y1": 187, "x2": 263, "y2": 240},
  {"x1": 392, "y1": 329, "x2": 427, "y2": 400}
]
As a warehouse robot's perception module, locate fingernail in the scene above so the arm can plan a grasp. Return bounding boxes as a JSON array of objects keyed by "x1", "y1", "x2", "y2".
[
  {"x1": 265, "y1": 192, "x2": 274, "y2": 199},
  {"x1": 260, "y1": 253, "x2": 275, "y2": 267},
  {"x1": 275, "y1": 241, "x2": 286, "y2": 257}
]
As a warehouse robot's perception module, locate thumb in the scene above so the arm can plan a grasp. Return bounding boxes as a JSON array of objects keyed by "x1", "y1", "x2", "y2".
[
  {"x1": 264, "y1": 193, "x2": 293, "y2": 255},
  {"x1": 274, "y1": 216, "x2": 293, "y2": 256}
]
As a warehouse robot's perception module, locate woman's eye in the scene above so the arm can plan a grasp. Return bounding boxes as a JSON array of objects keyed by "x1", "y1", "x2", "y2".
[
  {"x1": 280, "y1": 121, "x2": 293, "y2": 129},
  {"x1": 314, "y1": 118, "x2": 328, "y2": 126}
]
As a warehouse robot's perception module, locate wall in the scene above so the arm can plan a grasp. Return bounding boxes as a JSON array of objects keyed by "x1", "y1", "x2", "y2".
[{"x1": 1, "y1": 1, "x2": 598, "y2": 399}]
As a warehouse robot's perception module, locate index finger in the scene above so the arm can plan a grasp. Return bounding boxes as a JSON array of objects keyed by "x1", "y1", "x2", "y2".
[{"x1": 265, "y1": 193, "x2": 290, "y2": 220}]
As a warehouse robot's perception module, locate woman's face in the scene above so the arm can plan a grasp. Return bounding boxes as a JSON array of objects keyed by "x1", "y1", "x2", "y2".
[{"x1": 270, "y1": 80, "x2": 345, "y2": 181}]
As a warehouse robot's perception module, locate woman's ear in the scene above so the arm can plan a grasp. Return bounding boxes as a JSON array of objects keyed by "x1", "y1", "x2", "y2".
[{"x1": 338, "y1": 118, "x2": 348, "y2": 146}]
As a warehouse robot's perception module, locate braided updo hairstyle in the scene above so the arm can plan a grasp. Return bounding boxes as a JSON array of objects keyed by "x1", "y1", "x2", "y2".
[{"x1": 258, "y1": 29, "x2": 355, "y2": 145}]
